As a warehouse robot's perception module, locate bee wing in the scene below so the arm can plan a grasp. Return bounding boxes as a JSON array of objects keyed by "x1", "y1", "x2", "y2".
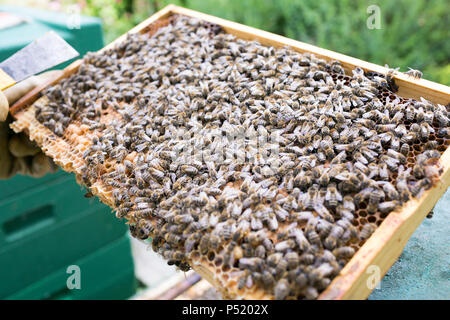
[{"x1": 335, "y1": 190, "x2": 343, "y2": 202}]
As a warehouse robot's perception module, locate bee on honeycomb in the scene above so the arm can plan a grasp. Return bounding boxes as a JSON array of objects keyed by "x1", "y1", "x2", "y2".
[{"x1": 17, "y1": 14, "x2": 449, "y2": 299}]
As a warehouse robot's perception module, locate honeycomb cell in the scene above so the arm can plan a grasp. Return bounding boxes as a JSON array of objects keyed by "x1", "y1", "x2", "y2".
[
  {"x1": 214, "y1": 256, "x2": 223, "y2": 267},
  {"x1": 191, "y1": 251, "x2": 200, "y2": 260},
  {"x1": 207, "y1": 251, "x2": 215, "y2": 261}
]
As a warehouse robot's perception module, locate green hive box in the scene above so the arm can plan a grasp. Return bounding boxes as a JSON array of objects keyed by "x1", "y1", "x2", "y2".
[
  {"x1": 0, "y1": 173, "x2": 134, "y2": 299},
  {"x1": 0, "y1": 7, "x2": 135, "y2": 299},
  {"x1": 6, "y1": 235, "x2": 137, "y2": 300}
]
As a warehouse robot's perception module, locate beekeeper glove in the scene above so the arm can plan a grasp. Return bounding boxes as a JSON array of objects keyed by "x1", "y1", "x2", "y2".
[{"x1": 0, "y1": 71, "x2": 60, "y2": 179}]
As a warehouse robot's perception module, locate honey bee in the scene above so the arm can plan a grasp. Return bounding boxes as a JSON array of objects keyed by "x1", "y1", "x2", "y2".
[
  {"x1": 330, "y1": 60, "x2": 344, "y2": 74},
  {"x1": 378, "y1": 200, "x2": 399, "y2": 213},
  {"x1": 285, "y1": 252, "x2": 299, "y2": 270},
  {"x1": 295, "y1": 280, "x2": 313, "y2": 297},
  {"x1": 325, "y1": 183, "x2": 342, "y2": 208},
  {"x1": 352, "y1": 162, "x2": 368, "y2": 177},
  {"x1": 178, "y1": 261, "x2": 191, "y2": 272},
  {"x1": 308, "y1": 263, "x2": 334, "y2": 285},
  {"x1": 342, "y1": 195, "x2": 356, "y2": 212},
  {"x1": 418, "y1": 123, "x2": 431, "y2": 141},
  {"x1": 405, "y1": 68, "x2": 423, "y2": 79},
  {"x1": 199, "y1": 234, "x2": 210, "y2": 255},
  {"x1": 151, "y1": 234, "x2": 164, "y2": 252},
  {"x1": 262, "y1": 237, "x2": 274, "y2": 251},
  {"x1": 423, "y1": 140, "x2": 438, "y2": 150},
  {"x1": 164, "y1": 233, "x2": 182, "y2": 246},
  {"x1": 261, "y1": 270, "x2": 275, "y2": 290},
  {"x1": 254, "y1": 244, "x2": 266, "y2": 259},
  {"x1": 360, "y1": 223, "x2": 376, "y2": 240},
  {"x1": 294, "y1": 172, "x2": 312, "y2": 191},
  {"x1": 238, "y1": 257, "x2": 264, "y2": 272},
  {"x1": 409, "y1": 178, "x2": 430, "y2": 197},
  {"x1": 405, "y1": 106, "x2": 416, "y2": 122},
  {"x1": 400, "y1": 143, "x2": 410, "y2": 156},
  {"x1": 164, "y1": 250, "x2": 186, "y2": 263},
  {"x1": 130, "y1": 220, "x2": 154, "y2": 240},
  {"x1": 303, "y1": 184, "x2": 318, "y2": 210},
  {"x1": 412, "y1": 163, "x2": 425, "y2": 179},
  {"x1": 274, "y1": 279, "x2": 290, "y2": 300},
  {"x1": 231, "y1": 229, "x2": 244, "y2": 243},
  {"x1": 423, "y1": 111, "x2": 434, "y2": 124},
  {"x1": 316, "y1": 219, "x2": 332, "y2": 237},
  {"x1": 396, "y1": 169, "x2": 411, "y2": 201},
  {"x1": 435, "y1": 111, "x2": 449, "y2": 127},
  {"x1": 369, "y1": 187, "x2": 385, "y2": 205},
  {"x1": 105, "y1": 179, "x2": 122, "y2": 188},
  {"x1": 209, "y1": 234, "x2": 220, "y2": 250},
  {"x1": 437, "y1": 127, "x2": 450, "y2": 138},
  {"x1": 332, "y1": 246, "x2": 355, "y2": 259},
  {"x1": 324, "y1": 225, "x2": 344, "y2": 250},
  {"x1": 378, "y1": 162, "x2": 389, "y2": 181},
  {"x1": 275, "y1": 239, "x2": 296, "y2": 252},
  {"x1": 267, "y1": 252, "x2": 283, "y2": 268},
  {"x1": 274, "y1": 258, "x2": 288, "y2": 278},
  {"x1": 233, "y1": 245, "x2": 244, "y2": 261},
  {"x1": 237, "y1": 274, "x2": 247, "y2": 290},
  {"x1": 377, "y1": 181, "x2": 398, "y2": 200},
  {"x1": 180, "y1": 165, "x2": 198, "y2": 176},
  {"x1": 247, "y1": 232, "x2": 262, "y2": 248},
  {"x1": 305, "y1": 227, "x2": 321, "y2": 247},
  {"x1": 384, "y1": 64, "x2": 399, "y2": 91}
]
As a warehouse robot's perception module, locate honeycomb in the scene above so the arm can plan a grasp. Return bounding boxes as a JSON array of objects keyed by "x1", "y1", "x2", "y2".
[
  {"x1": 11, "y1": 15, "x2": 450, "y2": 299},
  {"x1": 328, "y1": 72, "x2": 449, "y2": 230}
]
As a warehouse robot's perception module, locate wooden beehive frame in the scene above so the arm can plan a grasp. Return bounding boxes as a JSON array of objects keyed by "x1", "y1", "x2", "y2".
[{"x1": 10, "y1": 5, "x2": 450, "y2": 300}]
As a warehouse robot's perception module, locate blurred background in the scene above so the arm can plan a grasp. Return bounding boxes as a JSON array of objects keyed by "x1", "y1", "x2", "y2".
[
  {"x1": 1, "y1": 0, "x2": 449, "y2": 85},
  {"x1": 0, "y1": 0, "x2": 448, "y2": 300}
]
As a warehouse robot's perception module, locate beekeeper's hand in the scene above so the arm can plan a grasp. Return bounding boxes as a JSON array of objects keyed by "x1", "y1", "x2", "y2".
[{"x1": 0, "y1": 71, "x2": 60, "y2": 179}]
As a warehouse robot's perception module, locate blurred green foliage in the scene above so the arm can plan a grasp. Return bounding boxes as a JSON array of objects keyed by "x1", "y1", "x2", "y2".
[
  {"x1": 81, "y1": 0, "x2": 153, "y2": 43},
  {"x1": 79, "y1": 0, "x2": 449, "y2": 84}
]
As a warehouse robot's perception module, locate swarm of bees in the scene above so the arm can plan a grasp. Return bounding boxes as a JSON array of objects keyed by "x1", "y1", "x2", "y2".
[{"x1": 33, "y1": 15, "x2": 449, "y2": 299}]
